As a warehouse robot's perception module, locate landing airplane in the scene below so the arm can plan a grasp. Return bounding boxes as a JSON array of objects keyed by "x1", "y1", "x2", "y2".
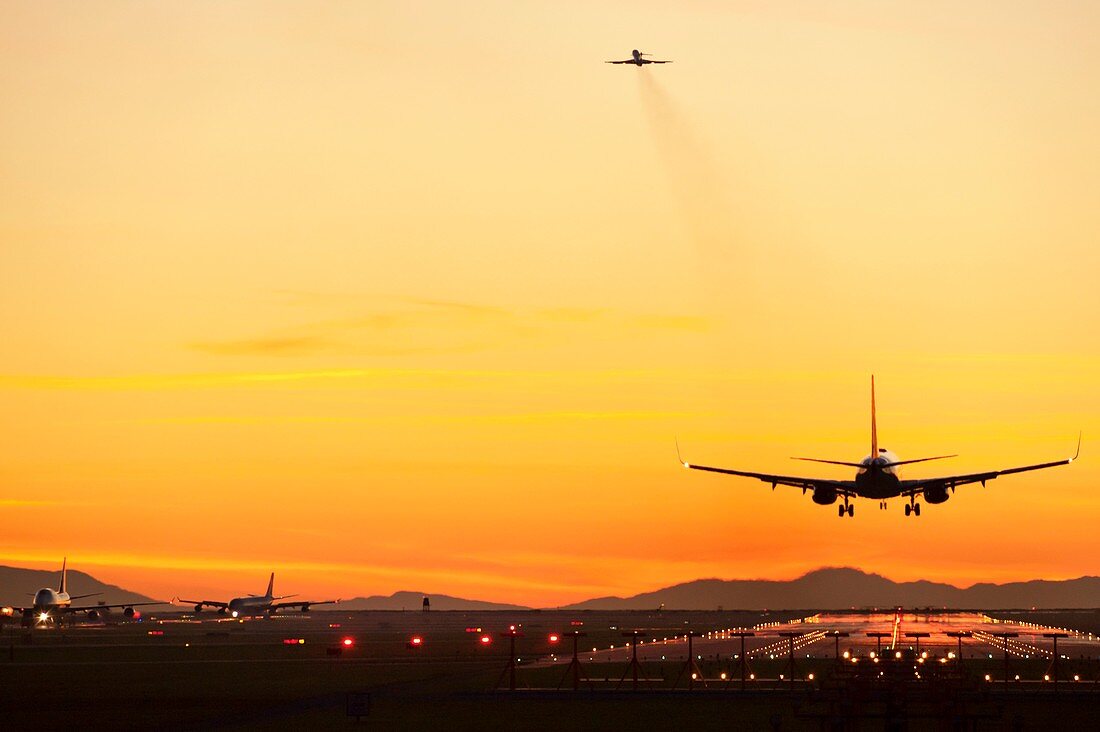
[
  {"x1": 606, "y1": 49, "x2": 671, "y2": 66},
  {"x1": 12, "y1": 558, "x2": 163, "y2": 626},
  {"x1": 679, "y1": 377, "x2": 1079, "y2": 517},
  {"x1": 176, "y1": 573, "x2": 339, "y2": 617}
]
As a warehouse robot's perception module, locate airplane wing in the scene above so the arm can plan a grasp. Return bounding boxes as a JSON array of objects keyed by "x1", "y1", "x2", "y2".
[
  {"x1": 64, "y1": 600, "x2": 166, "y2": 613},
  {"x1": 270, "y1": 598, "x2": 340, "y2": 612},
  {"x1": 681, "y1": 454, "x2": 855, "y2": 495},
  {"x1": 174, "y1": 598, "x2": 230, "y2": 610},
  {"x1": 644, "y1": 59, "x2": 672, "y2": 64},
  {"x1": 605, "y1": 60, "x2": 634, "y2": 64},
  {"x1": 899, "y1": 438, "x2": 1080, "y2": 497}
]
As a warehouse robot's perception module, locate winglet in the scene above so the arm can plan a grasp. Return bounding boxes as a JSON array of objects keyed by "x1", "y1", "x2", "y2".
[
  {"x1": 675, "y1": 439, "x2": 689, "y2": 468},
  {"x1": 59, "y1": 557, "x2": 67, "y2": 594},
  {"x1": 1071, "y1": 432, "x2": 1082, "y2": 462}
]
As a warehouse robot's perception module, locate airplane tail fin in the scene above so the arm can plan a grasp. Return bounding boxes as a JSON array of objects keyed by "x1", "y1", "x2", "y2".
[
  {"x1": 871, "y1": 375, "x2": 879, "y2": 457},
  {"x1": 266, "y1": 572, "x2": 275, "y2": 599},
  {"x1": 60, "y1": 557, "x2": 68, "y2": 594}
]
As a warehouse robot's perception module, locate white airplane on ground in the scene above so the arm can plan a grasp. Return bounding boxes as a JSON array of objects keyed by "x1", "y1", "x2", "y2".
[
  {"x1": 176, "y1": 573, "x2": 339, "y2": 617},
  {"x1": 10, "y1": 558, "x2": 163, "y2": 626},
  {"x1": 680, "y1": 377, "x2": 1080, "y2": 517},
  {"x1": 606, "y1": 49, "x2": 671, "y2": 66}
]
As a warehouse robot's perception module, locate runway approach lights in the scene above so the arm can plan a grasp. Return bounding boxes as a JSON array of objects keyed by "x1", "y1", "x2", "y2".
[
  {"x1": 992, "y1": 632, "x2": 1020, "y2": 684},
  {"x1": 618, "y1": 631, "x2": 648, "y2": 691},
  {"x1": 672, "y1": 631, "x2": 705, "y2": 691},
  {"x1": 557, "y1": 630, "x2": 589, "y2": 691},
  {"x1": 1043, "y1": 632, "x2": 1069, "y2": 692},
  {"x1": 866, "y1": 632, "x2": 892, "y2": 657},
  {"x1": 826, "y1": 631, "x2": 850, "y2": 664},
  {"x1": 778, "y1": 632, "x2": 804, "y2": 693},
  {"x1": 946, "y1": 631, "x2": 972, "y2": 667},
  {"x1": 495, "y1": 628, "x2": 525, "y2": 692}
]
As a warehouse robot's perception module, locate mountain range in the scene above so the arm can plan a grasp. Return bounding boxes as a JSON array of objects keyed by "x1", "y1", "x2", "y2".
[
  {"x1": 4, "y1": 565, "x2": 1099, "y2": 611},
  {"x1": 0, "y1": 565, "x2": 159, "y2": 608},
  {"x1": 559, "y1": 567, "x2": 1100, "y2": 610}
]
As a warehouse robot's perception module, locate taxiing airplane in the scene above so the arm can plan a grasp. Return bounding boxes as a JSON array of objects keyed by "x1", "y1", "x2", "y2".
[
  {"x1": 606, "y1": 49, "x2": 671, "y2": 66},
  {"x1": 176, "y1": 573, "x2": 338, "y2": 617},
  {"x1": 11, "y1": 558, "x2": 163, "y2": 626},
  {"x1": 679, "y1": 377, "x2": 1079, "y2": 517}
]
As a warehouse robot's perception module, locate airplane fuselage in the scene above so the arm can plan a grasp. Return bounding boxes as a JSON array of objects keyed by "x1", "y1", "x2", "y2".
[
  {"x1": 227, "y1": 595, "x2": 274, "y2": 617},
  {"x1": 32, "y1": 588, "x2": 71, "y2": 614},
  {"x1": 853, "y1": 450, "x2": 903, "y2": 499}
]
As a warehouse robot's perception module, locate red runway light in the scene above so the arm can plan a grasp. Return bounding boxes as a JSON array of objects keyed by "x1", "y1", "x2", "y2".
[
  {"x1": 342, "y1": 637, "x2": 354, "y2": 647},
  {"x1": 548, "y1": 634, "x2": 559, "y2": 643},
  {"x1": 407, "y1": 635, "x2": 423, "y2": 649},
  {"x1": 480, "y1": 635, "x2": 492, "y2": 645}
]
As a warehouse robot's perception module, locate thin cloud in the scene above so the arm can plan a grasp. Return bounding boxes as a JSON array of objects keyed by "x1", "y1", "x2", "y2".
[
  {"x1": 188, "y1": 297, "x2": 712, "y2": 358},
  {"x1": 0, "y1": 367, "x2": 667, "y2": 392},
  {"x1": 191, "y1": 335, "x2": 332, "y2": 356}
]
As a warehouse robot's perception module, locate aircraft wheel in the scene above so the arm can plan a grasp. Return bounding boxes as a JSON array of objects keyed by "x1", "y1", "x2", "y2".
[
  {"x1": 847, "y1": 504, "x2": 854, "y2": 517},
  {"x1": 838, "y1": 504, "x2": 845, "y2": 518},
  {"x1": 914, "y1": 503, "x2": 921, "y2": 516},
  {"x1": 904, "y1": 504, "x2": 911, "y2": 516}
]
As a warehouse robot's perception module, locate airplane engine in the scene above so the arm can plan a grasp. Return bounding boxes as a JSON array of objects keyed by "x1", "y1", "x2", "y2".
[
  {"x1": 21, "y1": 609, "x2": 34, "y2": 627},
  {"x1": 123, "y1": 607, "x2": 135, "y2": 618},
  {"x1": 301, "y1": 604, "x2": 310, "y2": 613},
  {"x1": 194, "y1": 604, "x2": 203, "y2": 614},
  {"x1": 217, "y1": 607, "x2": 227, "y2": 615},
  {"x1": 924, "y1": 484, "x2": 950, "y2": 504},
  {"x1": 87, "y1": 610, "x2": 100, "y2": 620},
  {"x1": 812, "y1": 486, "x2": 838, "y2": 505}
]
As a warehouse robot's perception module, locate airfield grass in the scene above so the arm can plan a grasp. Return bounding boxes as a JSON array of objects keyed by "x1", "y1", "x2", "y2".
[{"x1": 3, "y1": 611, "x2": 1100, "y2": 730}]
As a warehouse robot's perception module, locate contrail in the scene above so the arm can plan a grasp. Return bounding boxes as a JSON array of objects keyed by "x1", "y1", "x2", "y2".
[{"x1": 636, "y1": 71, "x2": 734, "y2": 260}]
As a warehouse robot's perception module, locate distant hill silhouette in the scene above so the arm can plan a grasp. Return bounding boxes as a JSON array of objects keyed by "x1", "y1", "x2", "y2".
[
  {"x1": 333, "y1": 591, "x2": 529, "y2": 612},
  {"x1": 0, "y1": 565, "x2": 159, "y2": 607},
  {"x1": 4, "y1": 565, "x2": 1098, "y2": 612},
  {"x1": 561, "y1": 567, "x2": 1100, "y2": 610}
]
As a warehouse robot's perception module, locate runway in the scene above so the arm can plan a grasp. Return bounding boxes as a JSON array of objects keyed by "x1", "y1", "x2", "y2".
[{"x1": 544, "y1": 611, "x2": 1100, "y2": 668}]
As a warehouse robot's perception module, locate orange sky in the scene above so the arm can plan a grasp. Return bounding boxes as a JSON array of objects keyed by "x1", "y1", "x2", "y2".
[{"x1": 2, "y1": 2, "x2": 1099, "y2": 606}]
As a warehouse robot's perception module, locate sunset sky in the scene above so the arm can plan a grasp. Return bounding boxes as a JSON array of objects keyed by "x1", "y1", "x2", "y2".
[{"x1": 2, "y1": 1, "x2": 1099, "y2": 606}]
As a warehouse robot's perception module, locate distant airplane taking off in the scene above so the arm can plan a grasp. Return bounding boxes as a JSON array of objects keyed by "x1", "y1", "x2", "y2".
[
  {"x1": 12, "y1": 558, "x2": 162, "y2": 626},
  {"x1": 175, "y1": 573, "x2": 338, "y2": 617},
  {"x1": 606, "y1": 49, "x2": 671, "y2": 66},
  {"x1": 679, "y1": 377, "x2": 1080, "y2": 517}
]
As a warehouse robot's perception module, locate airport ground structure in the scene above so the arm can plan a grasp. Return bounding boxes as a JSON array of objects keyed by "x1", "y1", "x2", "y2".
[{"x1": 3, "y1": 608, "x2": 1100, "y2": 729}]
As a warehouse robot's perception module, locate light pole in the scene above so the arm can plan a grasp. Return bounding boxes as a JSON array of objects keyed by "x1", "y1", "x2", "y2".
[
  {"x1": 827, "y1": 631, "x2": 850, "y2": 664},
  {"x1": 946, "y1": 631, "x2": 972, "y2": 670},
  {"x1": 1043, "y1": 632, "x2": 1068, "y2": 693},
  {"x1": 992, "y1": 632, "x2": 1019, "y2": 685}
]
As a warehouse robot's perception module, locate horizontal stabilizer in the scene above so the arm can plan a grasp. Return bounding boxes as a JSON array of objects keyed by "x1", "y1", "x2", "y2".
[
  {"x1": 880, "y1": 455, "x2": 957, "y2": 469},
  {"x1": 791, "y1": 457, "x2": 867, "y2": 468}
]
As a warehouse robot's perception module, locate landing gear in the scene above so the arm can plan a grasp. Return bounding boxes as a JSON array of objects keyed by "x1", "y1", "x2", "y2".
[
  {"x1": 904, "y1": 502, "x2": 921, "y2": 517},
  {"x1": 838, "y1": 502, "x2": 854, "y2": 518},
  {"x1": 847, "y1": 504, "x2": 854, "y2": 517},
  {"x1": 838, "y1": 504, "x2": 845, "y2": 518}
]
